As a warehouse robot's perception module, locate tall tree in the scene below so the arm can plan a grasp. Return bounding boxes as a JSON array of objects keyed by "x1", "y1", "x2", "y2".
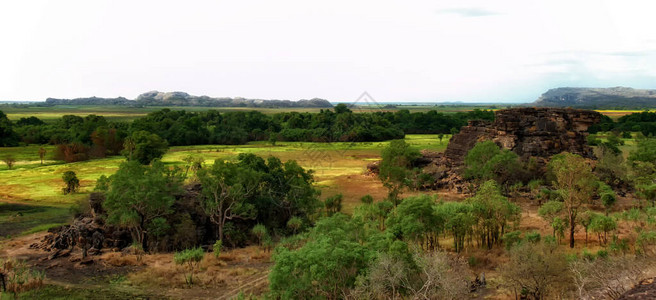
[
  {"x1": 468, "y1": 180, "x2": 521, "y2": 249},
  {"x1": 122, "y1": 130, "x2": 168, "y2": 164},
  {"x1": 0, "y1": 110, "x2": 19, "y2": 147},
  {"x1": 378, "y1": 140, "x2": 420, "y2": 205},
  {"x1": 197, "y1": 159, "x2": 259, "y2": 241},
  {"x1": 548, "y1": 152, "x2": 596, "y2": 248},
  {"x1": 102, "y1": 160, "x2": 184, "y2": 251}
]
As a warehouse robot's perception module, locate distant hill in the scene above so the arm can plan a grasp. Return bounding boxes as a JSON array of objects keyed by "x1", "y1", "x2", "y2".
[
  {"x1": 43, "y1": 91, "x2": 333, "y2": 108},
  {"x1": 532, "y1": 87, "x2": 656, "y2": 109}
]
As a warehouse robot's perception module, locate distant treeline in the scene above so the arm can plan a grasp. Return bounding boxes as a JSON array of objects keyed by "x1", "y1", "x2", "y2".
[
  {"x1": 589, "y1": 111, "x2": 656, "y2": 136},
  {"x1": 41, "y1": 91, "x2": 334, "y2": 108},
  {"x1": 0, "y1": 105, "x2": 494, "y2": 153}
]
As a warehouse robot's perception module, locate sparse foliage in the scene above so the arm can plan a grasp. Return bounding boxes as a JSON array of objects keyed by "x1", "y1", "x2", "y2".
[
  {"x1": 174, "y1": 247, "x2": 204, "y2": 286},
  {"x1": 548, "y1": 153, "x2": 596, "y2": 248},
  {"x1": 2, "y1": 156, "x2": 16, "y2": 170}
]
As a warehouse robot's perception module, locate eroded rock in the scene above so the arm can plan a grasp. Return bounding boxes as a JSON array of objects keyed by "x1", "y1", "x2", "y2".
[{"x1": 424, "y1": 107, "x2": 602, "y2": 191}]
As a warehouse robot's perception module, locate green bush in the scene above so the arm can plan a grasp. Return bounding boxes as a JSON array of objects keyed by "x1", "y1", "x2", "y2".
[
  {"x1": 251, "y1": 224, "x2": 268, "y2": 246},
  {"x1": 213, "y1": 240, "x2": 222, "y2": 259},
  {"x1": 502, "y1": 231, "x2": 523, "y2": 250},
  {"x1": 286, "y1": 217, "x2": 303, "y2": 234},
  {"x1": 174, "y1": 247, "x2": 204, "y2": 285},
  {"x1": 526, "y1": 231, "x2": 541, "y2": 244}
]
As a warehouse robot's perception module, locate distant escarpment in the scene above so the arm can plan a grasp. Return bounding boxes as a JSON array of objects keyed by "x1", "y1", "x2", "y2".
[
  {"x1": 44, "y1": 91, "x2": 333, "y2": 108},
  {"x1": 418, "y1": 107, "x2": 602, "y2": 191},
  {"x1": 532, "y1": 87, "x2": 656, "y2": 109}
]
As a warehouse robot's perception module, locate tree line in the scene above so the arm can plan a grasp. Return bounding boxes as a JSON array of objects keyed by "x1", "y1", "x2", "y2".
[{"x1": 590, "y1": 110, "x2": 656, "y2": 136}]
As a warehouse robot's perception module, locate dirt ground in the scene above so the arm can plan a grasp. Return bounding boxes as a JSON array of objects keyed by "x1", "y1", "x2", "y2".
[{"x1": 0, "y1": 233, "x2": 272, "y2": 299}]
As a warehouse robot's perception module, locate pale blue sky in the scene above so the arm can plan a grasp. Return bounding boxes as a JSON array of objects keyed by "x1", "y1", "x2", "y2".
[{"x1": 1, "y1": 0, "x2": 655, "y2": 103}]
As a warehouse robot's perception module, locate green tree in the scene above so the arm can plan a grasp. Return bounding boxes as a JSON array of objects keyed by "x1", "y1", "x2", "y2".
[
  {"x1": 102, "y1": 160, "x2": 184, "y2": 251},
  {"x1": 197, "y1": 159, "x2": 259, "y2": 241},
  {"x1": 251, "y1": 224, "x2": 268, "y2": 246},
  {"x1": 437, "y1": 133, "x2": 444, "y2": 144},
  {"x1": 324, "y1": 194, "x2": 343, "y2": 216},
  {"x1": 378, "y1": 140, "x2": 420, "y2": 205},
  {"x1": 174, "y1": 247, "x2": 204, "y2": 286},
  {"x1": 122, "y1": 130, "x2": 168, "y2": 164},
  {"x1": 0, "y1": 110, "x2": 19, "y2": 147},
  {"x1": 548, "y1": 153, "x2": 596, "y2": 248},
  {"x1": 269, "y1": 214, "x2": 380, "y2": 299},
  {"x1": 468, "y1": 180, "x2": 521, "y2": 249},
  {"x1": 590, "y1": 215, "x2": 617, "y2": 245},
  {"x1": 464, "y1": 141, "x2": 523, "y2": 186},
  {"x1": 387, "y1": 195, "x2": 443, "y2": 250},
  {"x1": 287, "y1": 216, "x2": 303, "y2": 234},
  {"x1": 577, "y1": 210, "x2": 597, "y2": 246},
  {"x1": 438, "y1": 201, "x2": 475, "y2": 253},
  {"x1": 62, "y1": 170, "x2": 80, "y2": 194},
  {"x1": 464, "y1": 141, "x2": 500, "y2": 179},
  {"x1": 538, "y1": 201, "x2": 564, "y2": 237}
]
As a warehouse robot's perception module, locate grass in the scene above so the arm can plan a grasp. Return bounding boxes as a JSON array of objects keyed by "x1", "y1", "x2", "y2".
[
  {"x1": 0, "y1": 104, "x2": 507, "y2": 123},
  {"x1": 1, "y1": 104, "x2": 644, "y2": 124},
  {"x1": 4, "y1": 284, "x2": 152, "y2": 300},
  {"x1": 0, "y1": 135, "x2": 443, "y2": 236},
  {"x1": 0, "y1": 202, "x2": 70, "y2": 238}
]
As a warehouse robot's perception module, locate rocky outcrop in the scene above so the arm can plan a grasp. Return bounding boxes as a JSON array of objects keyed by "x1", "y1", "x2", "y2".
[
  {"x1": 619, "y1": 278, "x2": 656, "y2": 300},
  {"x1": 532, "y1": 87, "x2": 656, "y2": 109},
  {"x1": 421, "y1": 107, "x2": 602, "y2": 191}
]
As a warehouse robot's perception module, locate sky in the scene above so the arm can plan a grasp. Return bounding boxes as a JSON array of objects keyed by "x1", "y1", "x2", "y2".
[{"x1": 1, "y1": 0, "x2": 656, "y2": 103}]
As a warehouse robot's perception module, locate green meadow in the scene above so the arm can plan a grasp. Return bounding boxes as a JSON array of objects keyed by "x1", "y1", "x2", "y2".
[
  {"x1": 0, "y1": 134, "x2": 448, "y2": 238},
  {"x1": 0, "y1": 104, "x2": 495, "y2": 122}
]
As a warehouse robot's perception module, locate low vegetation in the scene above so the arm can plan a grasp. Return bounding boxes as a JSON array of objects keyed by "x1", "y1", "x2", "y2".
[{"x1": 3, "y1": 107, "x2": 656, "y2": 299}]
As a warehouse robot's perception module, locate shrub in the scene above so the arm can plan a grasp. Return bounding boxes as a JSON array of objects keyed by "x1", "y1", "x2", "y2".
[
  {"x1": 502, "y1": 231, "x2": 523, "y2": 250},
  {"x1": 2, "y1": 156, "x2": 16, "y2": 169},
  {"x1": 213, "y1": 240, "x2": 222, "y2": 259},
  {"x1": 526, "y1": 231, "x2": 541, "y2": 244},
  {"x1": 596, "y1": 249, "x2": 609, "y2": 259},
  {"x1": 360, "y1": 194, "x2": 374, "y2": 205},
  {"x1": 62, "y1": 171, "x2": 80, "y2": 194},
  {"x1": 251, "y1": 224, "x2": 268, "y2": 246},
  {"x1": 174, "y1": 247, "x2": 204, "y2": 286},
  {"x1": 286, "y1": 217, "x2": 303, "y2": 235},
  {"x1": 499, "y1": 242, "x2": 571, "y2": 299}
]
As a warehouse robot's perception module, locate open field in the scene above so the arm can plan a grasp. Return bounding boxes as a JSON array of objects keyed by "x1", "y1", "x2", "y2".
[
  {"x1": 0, "y1": 134, "x2": 448, "y2": 238},
  {"x1": 0, "y1": 104, "x2": 500, "y2": 122},
  {"x1": 1, "y1": 104, "x2": 647, "y2": 123}
]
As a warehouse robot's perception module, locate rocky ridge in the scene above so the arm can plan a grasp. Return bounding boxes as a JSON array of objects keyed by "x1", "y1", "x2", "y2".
[
  {"x1": 417, "y1": 107, "x2": 602, "y2": 191},
  {"x1": 532, "y1": 87, "x2": 656, "y2": 109}
]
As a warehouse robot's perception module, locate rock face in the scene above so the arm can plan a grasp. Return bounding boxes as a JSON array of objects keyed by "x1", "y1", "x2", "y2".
[
  {"x1": 532, "y1": 87, "x2": 656, "y2": 109},
  {"x1": 420, "y1": 107, "x2": 602, "y2": 191},
  {"x1": 445, "y1": 107, "x2": 601, "y2": 163}
]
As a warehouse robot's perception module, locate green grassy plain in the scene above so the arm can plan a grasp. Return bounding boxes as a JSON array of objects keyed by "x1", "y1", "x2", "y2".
[
  {"x1": 1, "y1": 104, "x2": 640, "y2": 123},
  {"x1": 0, "y1": 135, "x2": 447, "y2": 238},
  {"x1": 0, "y1": 104, "x2": 499, "y2": 122}
]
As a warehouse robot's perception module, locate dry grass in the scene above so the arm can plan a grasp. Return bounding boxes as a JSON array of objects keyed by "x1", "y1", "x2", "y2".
[{"x1": 123, "y1": 246, "x2": 272, "y2": 291}]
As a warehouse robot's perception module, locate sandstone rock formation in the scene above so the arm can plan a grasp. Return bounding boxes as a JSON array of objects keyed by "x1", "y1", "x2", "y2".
[
  {"x1": 419, "y1": 107, "x2": 602, "y2": 191},
  {"x1": 532, "y1": 87, "x2": 656, "y2": 109}
]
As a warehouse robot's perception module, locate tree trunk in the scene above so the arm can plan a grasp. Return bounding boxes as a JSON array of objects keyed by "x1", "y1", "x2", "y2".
[{"x1": 569, "y1": 214, "x2": 575, "y2": 248}]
